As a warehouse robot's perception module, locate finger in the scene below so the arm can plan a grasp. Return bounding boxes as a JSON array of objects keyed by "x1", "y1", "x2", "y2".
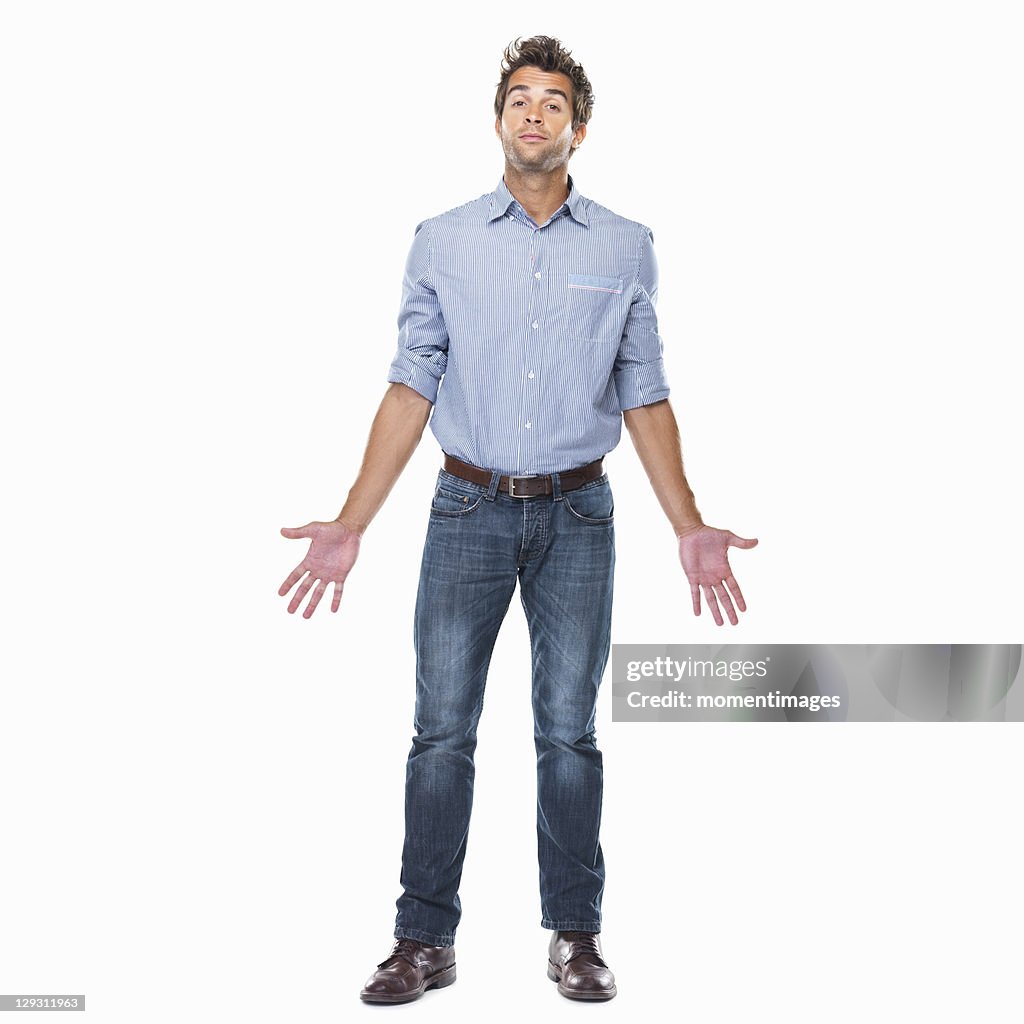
[
  {"x1": 703, "y1": 582, "x2": 724, "y2": 626},
  {"x1": 287, "y1": 573, "x2": 316, "y2": 614},
  {"x1": 724, "y1": 574, "x2": 747, "y2": 613},
  {"x1": 713, "y1": 582, "x2": 738, "y2": 625},
  {"x1": 690, "y1": 581, "x2": 701, "y2": 616},
  {"x1": 279, "y1": 563, "x2": 311, "y2": 596},
  {"x1": 280, "y1": 525, "x2": 314, "y2": 539},
  {"x1": 331, "y1": 579, "x2": 345, "y2": 613},
  {"x1": 303, "y1": 579, "x2": 328, "y2": 619},
  {"x1": 727, "y1": 533, "x2": 759, "y2": 549}
]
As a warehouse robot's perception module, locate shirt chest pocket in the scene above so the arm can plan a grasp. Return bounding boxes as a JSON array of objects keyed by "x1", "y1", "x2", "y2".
[{"x1": 565, "y1": 272, "x2": 626, "y2": 341}]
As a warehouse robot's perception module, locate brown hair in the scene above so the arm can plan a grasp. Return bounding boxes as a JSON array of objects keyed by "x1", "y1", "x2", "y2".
[{"x1": 494, "y1": 35, "x2": 595, "y2": 137}]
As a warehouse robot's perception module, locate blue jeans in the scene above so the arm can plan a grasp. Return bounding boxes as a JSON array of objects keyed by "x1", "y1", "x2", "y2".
[{"x1": 393, "y1": 464, "x2": 616, "y2": 947}]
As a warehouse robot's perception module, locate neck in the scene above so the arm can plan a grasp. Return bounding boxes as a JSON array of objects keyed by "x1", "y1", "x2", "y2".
[{"x1": 503, "y1": 166, "x2": 570, "y2": 224}]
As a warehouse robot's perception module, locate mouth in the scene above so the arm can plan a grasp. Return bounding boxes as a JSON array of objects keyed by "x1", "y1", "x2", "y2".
[{"x1": 519, "y1": 134, "x2": 546, "y2": 141}]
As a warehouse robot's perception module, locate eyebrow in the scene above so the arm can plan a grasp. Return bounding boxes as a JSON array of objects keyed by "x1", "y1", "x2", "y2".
[{"x1": 507, "y1": 83, "x2": 569, "y2": 104}]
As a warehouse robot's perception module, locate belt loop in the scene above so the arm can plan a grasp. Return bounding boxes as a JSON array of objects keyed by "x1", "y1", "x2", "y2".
[
  {"x1": 486, "y1": 468, "x2": 501, "y2": 501},
  {"x1": 551, "y1": 470, "x2": 563, "y2": 501}
]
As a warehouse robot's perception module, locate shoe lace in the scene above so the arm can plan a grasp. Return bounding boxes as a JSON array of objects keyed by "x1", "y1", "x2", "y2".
[
  {"x1": 377, "y1": 938, "x2": 423, "y2": 970},
  {"x1": 562, "y1": 931, "x2": 607, "y2": 967}
]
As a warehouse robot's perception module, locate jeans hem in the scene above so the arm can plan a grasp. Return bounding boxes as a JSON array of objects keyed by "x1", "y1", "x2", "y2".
[
  {"x1": 541, "y1": 918, "x2": 601, "y2": 932},
  {"x1": 394, "y1": 926, "x2": 456, "y2": 947}
]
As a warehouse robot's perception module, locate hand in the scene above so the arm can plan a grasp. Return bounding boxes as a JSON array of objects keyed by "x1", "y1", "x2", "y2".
[
  {"x1": 279, "y1": 518, "x2": 362, "y2": 618},
  {"x1": 677, "y1": 525, "x2": 758, "y2": 626}
]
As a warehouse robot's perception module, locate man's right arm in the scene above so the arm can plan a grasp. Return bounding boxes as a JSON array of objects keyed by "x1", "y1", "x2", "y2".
[
  {"x1": 335, "y1": 381, "x2": 433, "y2": 535},
  {"x1": 337, "y1": 215, "x2": 446, "y2": 533},
  {"x1": 278, "y1": 381, "x2": 432, "y2": 617},
  {"x1": 279, "y1": 217, "x2": 445, "y2": 617}
]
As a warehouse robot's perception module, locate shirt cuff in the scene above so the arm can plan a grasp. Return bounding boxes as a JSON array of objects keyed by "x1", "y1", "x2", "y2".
[
  {"x1": 614, "y1": 358, "x2": 671, "y2": 411},
  {"x1": 387, "y1": 351, "x2": 444, "y2": 404}
]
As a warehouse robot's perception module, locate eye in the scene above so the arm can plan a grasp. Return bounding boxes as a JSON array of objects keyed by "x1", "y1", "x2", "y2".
[{"x1": 510, "y1": 99, "x2": 562, "y2": 111}]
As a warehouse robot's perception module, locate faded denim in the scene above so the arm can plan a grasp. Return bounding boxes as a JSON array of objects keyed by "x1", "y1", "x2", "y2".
[{"x1": 393, "y1": 464, "x2": 615, "y2": 946}]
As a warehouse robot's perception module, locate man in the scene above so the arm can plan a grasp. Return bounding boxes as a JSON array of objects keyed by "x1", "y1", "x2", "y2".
[{"x1": 279, "y1": 35, "x2": 757, "y2": 1004}]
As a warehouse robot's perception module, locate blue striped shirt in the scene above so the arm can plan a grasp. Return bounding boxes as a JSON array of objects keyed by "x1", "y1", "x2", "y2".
[{"x1": 386, "y1": 172, "x2": 671, "y2": 475}]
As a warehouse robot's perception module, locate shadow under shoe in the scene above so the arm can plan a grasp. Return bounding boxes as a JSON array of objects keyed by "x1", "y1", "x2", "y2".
[
  {"x1": 359, "y1": 937, "x2": 457, "y2": 1004},
  {"x1": 547, "y1": 930, "x2": 617, "y2": 1001}
]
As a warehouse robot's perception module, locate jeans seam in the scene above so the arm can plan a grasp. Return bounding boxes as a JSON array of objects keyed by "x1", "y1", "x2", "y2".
[{"x1": 517, "y1": 500, "x2": 528, "y2": 566}]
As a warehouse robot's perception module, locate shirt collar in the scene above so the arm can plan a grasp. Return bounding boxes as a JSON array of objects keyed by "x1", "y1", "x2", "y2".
[{"x1": 487, "y1": 172, "x2": 590, "y2": 227}]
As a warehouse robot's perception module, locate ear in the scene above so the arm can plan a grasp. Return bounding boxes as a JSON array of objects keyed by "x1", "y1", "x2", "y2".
[
  {"x1": 574, "y1": 122, "x2": 587, "y2": 148},
  {"x1": 494, "y1": 115, "x2": 501, "y2": 138}
]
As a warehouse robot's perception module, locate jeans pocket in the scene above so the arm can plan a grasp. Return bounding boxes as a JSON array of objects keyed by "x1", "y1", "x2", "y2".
[
  {"x1": 430, "y1": 476, "x2": 487, "y2": 517},
  {"x1": 562, "y1": 478, "x2": 615, "y2": 525}
]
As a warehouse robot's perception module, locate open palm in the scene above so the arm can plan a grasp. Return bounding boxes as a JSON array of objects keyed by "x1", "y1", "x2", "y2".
[
  {"x1": 677, "y1": 525, "x2": 758, "y2": 625},
  {"x1": 279, "y1": 519, "x2": 361, "y2": 618}
]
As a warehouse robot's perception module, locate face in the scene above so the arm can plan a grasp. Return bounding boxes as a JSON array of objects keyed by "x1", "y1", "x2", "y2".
[{"x1": 495, "y1": 65, "x2": 586, "y2": 173}]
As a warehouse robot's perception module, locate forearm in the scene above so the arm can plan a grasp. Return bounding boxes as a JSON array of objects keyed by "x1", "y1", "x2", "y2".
[
  {"x1": 622, "y1": 399, "x2": 704, "y2": 537},
  {"x1": 336, "y1": 382, "x2": 433, "y2": 535}
]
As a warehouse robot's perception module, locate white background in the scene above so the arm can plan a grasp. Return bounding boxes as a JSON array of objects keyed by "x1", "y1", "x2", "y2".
[{"x1": 1, "y1": 2, "x2": 1022, "y2": 1021}]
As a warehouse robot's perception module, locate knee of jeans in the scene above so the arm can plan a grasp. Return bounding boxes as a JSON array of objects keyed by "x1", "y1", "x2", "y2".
[
  {"x1": 411, "y1": 717, "x2": 480, "y2": 759},
  {"x1": 534, "y1": 725, "x2": 599, "y2": 753}
]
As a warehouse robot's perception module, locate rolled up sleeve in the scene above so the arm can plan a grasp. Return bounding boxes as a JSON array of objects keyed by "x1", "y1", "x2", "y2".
[
  {"x1": 613, "y1": 223, "x2": 671, "y2": 411},
  {"x1": 386, "y1": 218, "x2": 449, "y2": 404}
]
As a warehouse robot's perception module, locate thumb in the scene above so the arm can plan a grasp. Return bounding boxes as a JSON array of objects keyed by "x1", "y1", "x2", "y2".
[
  {"x1": 727, "y1": 533, "x2": 759, "y2": 549},
  {"x1": 280, "y1": 524, "x2": 314, "y2": 539}
]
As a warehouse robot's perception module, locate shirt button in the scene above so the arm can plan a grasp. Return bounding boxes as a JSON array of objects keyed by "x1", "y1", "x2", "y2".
[
  {"x1": 528, "y1": 371, "x2": 535, "y2": 379},
  {"x1": 525, "y1": 421, "x2": 532, "y2": 429},
  {"x1": 531, "y1": 320, "x2": 539, "y2": 329},
  {"x1": 534, "y1": 271, "x2": 541, "y2": 278}
]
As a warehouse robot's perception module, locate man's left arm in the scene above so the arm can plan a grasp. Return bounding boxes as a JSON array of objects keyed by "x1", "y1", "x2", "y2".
[
  {"x1": 615, "y1": 224, "x2": 758, "y2": 626},
  {"x1": 622, "y1": 399, "x2": 757, "y2": 626}
]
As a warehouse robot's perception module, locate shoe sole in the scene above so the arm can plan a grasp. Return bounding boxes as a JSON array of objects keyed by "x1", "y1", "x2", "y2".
[
  {"x1": 547, "y1": 959, "x2": 617, "y2": 1001},
  {"x1": 360, "y1": 963, "x2": 457, "y2": 1004}
]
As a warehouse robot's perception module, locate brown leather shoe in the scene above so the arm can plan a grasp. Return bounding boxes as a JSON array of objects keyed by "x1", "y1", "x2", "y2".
[
  {"x1": 359, "y1": 937, "x2": 456, "y2": 1004},
  {"x1": 547, "y1": 930, "x2": 617, "y2": 1000}
]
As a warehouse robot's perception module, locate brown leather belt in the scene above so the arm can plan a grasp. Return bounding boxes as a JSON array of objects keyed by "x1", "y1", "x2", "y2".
[{"x1": 443, "y1": 453, "x2": 605, "y2": 498}]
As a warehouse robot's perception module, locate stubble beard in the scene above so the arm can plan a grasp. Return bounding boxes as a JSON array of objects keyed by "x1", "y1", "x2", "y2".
[{"x1": 501, "y1": 126, "x2": 573, "y2": 174}]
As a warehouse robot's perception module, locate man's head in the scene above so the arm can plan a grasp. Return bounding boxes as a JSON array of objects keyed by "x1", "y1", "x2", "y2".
[{"x1": 493, "y1": 35, "x2": 595, "y2": 173}]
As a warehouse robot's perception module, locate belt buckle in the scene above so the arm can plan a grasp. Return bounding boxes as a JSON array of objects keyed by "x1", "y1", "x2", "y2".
[{"x1": 507, "y1": 474, "x2": 536, "y2": 498}]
